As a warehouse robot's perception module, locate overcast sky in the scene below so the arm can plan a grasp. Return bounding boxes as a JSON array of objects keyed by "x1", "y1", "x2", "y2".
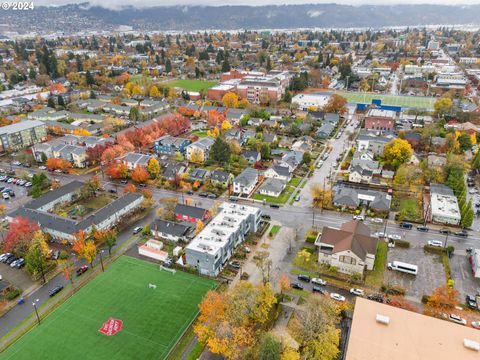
[{"x1": 36, "y1": 0, "x2": 480, "y2": 8}]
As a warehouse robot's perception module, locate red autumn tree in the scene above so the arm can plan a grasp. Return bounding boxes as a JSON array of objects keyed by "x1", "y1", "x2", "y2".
[
  {"x1": 4, "y1": 217, "x2": 40, "y2": 254},
  {"x1": 86, "y1": 143, "x2": 112, "y2": 165},
  {"x1": 131, "y1": 165, "x2": 149, "y2": 183},
  {"x1": 389, "y1": 296, "x2": 418, "y2": 312},
  {"x1": 106, "y1": 163, "x2": 128, "y2": 179}
]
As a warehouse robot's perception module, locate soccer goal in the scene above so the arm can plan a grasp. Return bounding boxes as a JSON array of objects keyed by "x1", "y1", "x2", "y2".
[{"x1": 160, "y1": 265, "x2": 176, "y2": 274}]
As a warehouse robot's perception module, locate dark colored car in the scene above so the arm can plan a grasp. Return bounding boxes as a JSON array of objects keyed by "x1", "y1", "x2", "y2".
[
  {"x1": 261, "y1": 214, "x2": 271, "y2": 220},
  {"x1": 76, "y1": 265, "x2": 88, "y2": 277},
  {"x1": 297, "y1": 274, "x2": 311, "y2": 282},
  {"x1": 109, "y1": 188, "x2": 117, "y2": 193},
  {"x1": 291, "y1": 282, "x2": 304, "y2": 290},
  {"x1": 186, "y1": 190, "x2": 194, "y2": 195},
  {"x1": 120, "y1": 180, "x2": 128, "y2": 184},
  {"x1": 138, "y1": 183, "x2": 146, "y2": 187},
  {"x1": 312, "y1": 286, "x2": 326, "y2": 294},
  {"x1": 229, "y1": 261, "x2": 241, "y2": 270},
  {"x1": 367, "y1": 293, "x2": 385, "y2": 303},
  {"x1": 199, "y1": 192, "x2": 208, "y2": 197},
  {"x1": 439, "y1": 228, "x2": 451, "y2": 235},
  {"x1": 416, "y1": 226, "x2": 429, "y2": 232},
  {"x1": 454, "y1": 230, "x2": 468, "y2": 238},
  {"x1": 270, "y1": 204, "x2": 280, "y2": 209},
  {"x1": 399, "y1": 222, "x2": 413, "y2": 229},
  {"x1": 49, "y1": 285, "x2": 64, "y2": 297},
  {"x1": 207, "y1": 193, "x2": 217, "y2": 199},
  {"x1": 466, "y1": 295, "x2": 477, "y2": 310},
  {"x1": 6, "y1": 256, "x2": 17, "y2": 265}
]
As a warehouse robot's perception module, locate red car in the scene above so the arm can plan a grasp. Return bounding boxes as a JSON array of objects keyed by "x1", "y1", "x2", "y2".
[{"x1": 76, "y1": 265, "x2": 88, "y2": 276}]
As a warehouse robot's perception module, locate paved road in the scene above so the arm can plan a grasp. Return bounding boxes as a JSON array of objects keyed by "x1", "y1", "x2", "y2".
[{"x1": 296, "y1": 108, "x2": 358, "y2": 207}]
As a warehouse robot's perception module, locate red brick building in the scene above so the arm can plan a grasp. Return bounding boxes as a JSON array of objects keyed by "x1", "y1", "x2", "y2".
[{"x1": 364, "y1": 109, "x2": 396, "y2": 131}]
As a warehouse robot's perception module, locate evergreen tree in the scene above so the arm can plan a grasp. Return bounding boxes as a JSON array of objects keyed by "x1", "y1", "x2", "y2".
[
  {"x1": 85, "y1": 70, "x2": 95, "y2": 86},
  {"x1": 210, "y1": 136, "x2": 231, "y2": 163},
  {"x1": 47, "y1": 97, "x2": 56, "y2": 108},
  {"x1": 221, "y1": 59, "x2": 231, "y2": 73},
  {"x1": 165, "y1": 59, "x2": 172, "y2": 73},
  {"x1": 57, "y1": 95, "x2": 65, "y2": 108}
]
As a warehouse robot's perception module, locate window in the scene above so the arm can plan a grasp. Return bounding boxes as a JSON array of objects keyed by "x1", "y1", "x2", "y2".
[{"x1": 339, "y1": 255, "x2": 356, "y2": 265}]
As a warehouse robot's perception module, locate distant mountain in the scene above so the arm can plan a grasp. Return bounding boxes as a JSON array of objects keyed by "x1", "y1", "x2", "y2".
[{"x1": 3, "y1": 3, "x2": 480, "y2": 34}]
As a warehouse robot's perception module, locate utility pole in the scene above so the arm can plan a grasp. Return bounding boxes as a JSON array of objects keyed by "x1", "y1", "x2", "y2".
[{"x1": 32, "y1": 299, "x2": 40, "y2": 325}]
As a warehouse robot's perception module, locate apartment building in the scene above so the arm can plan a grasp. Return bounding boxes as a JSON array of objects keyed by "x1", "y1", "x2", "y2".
[
  {"x1": 185, "y1": 203, "x2": 261, "y2": 276},
  {"x1": 0, "y1": 120, "x2": 47, "y2": 152}
]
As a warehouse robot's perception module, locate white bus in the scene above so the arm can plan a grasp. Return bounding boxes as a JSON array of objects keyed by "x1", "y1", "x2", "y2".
[{"x1": 387, "y1": 261, "x2": 418, "y2": 275}]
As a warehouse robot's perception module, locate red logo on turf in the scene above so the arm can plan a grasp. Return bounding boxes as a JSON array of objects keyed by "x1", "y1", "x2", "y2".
[{"x1": 98, "y1": 318, "x2": 123, "y2": 336}]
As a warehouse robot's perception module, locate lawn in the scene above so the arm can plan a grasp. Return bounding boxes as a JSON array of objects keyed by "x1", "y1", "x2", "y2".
[
  {"x1": 130, "y1": 74, "x2": 152, "y2": 84},
  {"x1": 1, "y1": 256, "x2": 216, "y2": 360},
  {"x1": 365, "y1": 241, "x2": 388, "y2": 287},
  {"x1": 336, "y1": 91, "x2": 436, "y2": 109},
  {"x1": 269, "y1": 225, "x2": 281, "y2": 237},
  {"x1": 288, "y1": 177, "x2": 302, "y2": 187},
  {"x1": 253, "y1": 185, "x2": 294, "y2": 204},
  {"x1": 165, "y1": 80, "x2": 218, "y2": 92},
  {"x1": 396, "y1": 197, "x2": 422, "y2": 222},
  {"x1": 190, "y1": 130, "x2": 209, "y2": 137}
]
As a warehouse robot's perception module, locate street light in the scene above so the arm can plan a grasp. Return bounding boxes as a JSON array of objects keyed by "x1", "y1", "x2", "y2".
[
  {"x1": 99, "y1": 250, "x2": 105, "y2": 272},
  {"x1": 32, "y1": 299, "x2": 40, "y2": 325}
]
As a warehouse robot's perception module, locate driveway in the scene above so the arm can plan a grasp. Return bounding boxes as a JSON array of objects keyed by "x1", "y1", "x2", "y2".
[
  {"x1": 0, "y1": 262, "x2": 35, "y2": 293},
  {"x1": 450, "y1": 253, "x2": 480, "y2": 300}
]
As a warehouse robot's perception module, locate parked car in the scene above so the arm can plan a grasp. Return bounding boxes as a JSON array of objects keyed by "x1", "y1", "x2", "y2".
[
  {"x1": 417, "y1": 226, "x2": 429, "y2": 232},
  {"x1": 133, "y1": 226, "x2": 143, "y2": 234},
  {"x1": 261, "y1": 214, "x2": 271, "y2": 220},
  {"x1": 330, "y1": 293, "x2": 346, "y2": 302},
  {"x1": 297, "y1": 274, "x2": 311, "y2": 282},
  {"x1": 427, "y1": 240, "x2": 443, "y2": 247},
  {"x1": 12, "y1": 161, "x2": 21, "y2": 166},
  {"x1": 76, "y1": 265, "x2": 89, "y2": 276},
  {"x1": 49, "y1": 285, "x2": 64, "y2": 297},
  {"x1": 186, "y1": 190, "x2": 194, "y2": 195},
  {"x1": 466, "y1": 295, "x2": 477, "y2": 310},
  {"x1": 448, "y1": 314, "x2": 467, "y2": 325},
  {"x1": 350, "y1": 288, "x2": 365, "y2": 296},
  {"x1": 367, "y1": 293, "x2": 386, "y2": 303},
  {"x1": 39, "y1": 166, "x2": 47, "y2": 170},
  {"x1": 229, "y1": 196, "x2": 238, "y2": 202},
  {"x1": 138, "y1": 183, "x2": 146, "y2": 188},
  {"x1": 399, "y1": 222, "x2": 413, "y2": 229},
  {"x1": 0, "y1": 253, "x2": 12, "y2": 262},
  {"x1": 54, "y1": 169, "x2": 62, "y2": 173},
  {"x1": 2, "y1": 192, "x2": 9, "y2": 200},
  {"x1": 472, "y1": 321, "x2": 480, "y2": 329},
  {"x1": 270, "y1": 204, "x2": 280, "y2": 209},
  {"x1": 13, "y1": 258, "x2": 25, "y2": 269},
  {"x1": 311, "y1": 278, "x2": 327, "y2": 286},
  {"x1": 374, "y1": 232, "x2": 386, "y2": 238},
  {"x1": 198, "y1": 192, "x2": 208, "y2": 197},
  {"x1": 312, "y1": 286, "x2": 325, "y2": 294},
  {"x1": 6, "y1": 256, "x2": 17, "y2": 265},
  {"x1": 120, "y1": 180, "x2": 128, "y2": 184},
  {"x1": 439, "y1": 228, "x2": 450, "y2": 235},
  {"x1": 291, "y1": 282, "x2": 304, "y2": 290},
  {"x1": 295, "y1": 195, "x2": 301, "y2": 201},
  {"x1": 207, "y1": 193, "x2": 217, "y2": 199},
  {"x1": 370, "y1": 217, "x2": 383, "y2": 223},
  {"x1": 388, "y1": 234, "x2": 401, "y2": 240},
  {"x1": 229, "y1": 261, "x2": 241, "y2": 270},
  {"x1": 454, "y1": 230, "x2": 468, "y2": 238},
  {"x1": 51, "y1": 250, "x2": 59, "y2": 260},
  {"x1": 353, "y1": 215, "x2": 365, "y2": 221}
]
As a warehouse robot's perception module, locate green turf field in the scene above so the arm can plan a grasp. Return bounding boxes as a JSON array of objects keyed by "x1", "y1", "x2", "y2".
[
  {"x1": 1, "y1": 256, "x2": 216, "y2": 360},
  {"x1": 336, "y1": 91, "x2": 436, "y2": 109},
  {"x1": 165, "y1": 79, "x2": 218, "y2": 92}
]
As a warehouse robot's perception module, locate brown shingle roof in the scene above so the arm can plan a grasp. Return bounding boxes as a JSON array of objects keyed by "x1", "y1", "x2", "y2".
[{"x1": 318, "y1": 220, "x2": 378, "y2": 260}]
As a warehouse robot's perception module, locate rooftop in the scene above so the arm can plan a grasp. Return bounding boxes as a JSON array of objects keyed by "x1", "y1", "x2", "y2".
[{"x1": 346, "y1": 297, "x2": 480, "y2": 360}]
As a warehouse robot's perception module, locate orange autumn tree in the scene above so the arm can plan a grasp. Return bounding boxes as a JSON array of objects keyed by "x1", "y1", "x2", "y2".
[
  {"x1": 72, "y1": 230, "x2": 97, "y2": 268},
  {"x1": 46, "y1": 158, "x2": 73, "y2": 171},
  {"x1": 123, "y1": 183, "x2": 137, "y2": 193},
  {"x1": 194, "y1": 281, "x2": 277, "y2": 360},
  {"x1": 424, "y1": 284, "x2": 460, "y2": 317},
  {"x1": 131, "y1": 165, "x2": 149, "y2": 183}
]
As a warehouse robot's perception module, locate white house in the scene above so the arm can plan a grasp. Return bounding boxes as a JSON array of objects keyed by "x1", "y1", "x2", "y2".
[
  {"x1": 138, "y1": 240, "x2": 169, "y2": 262},
  {"x1": 233, "y1": 168, "x2": 258, "y2": 196},
  {"x1": 263, "y1": 165, "x2": 292, "y2": 182},
  {"x1": 315, "y1": 220, "x2": 378, "y2": 275},
  {"x1": 257, "y1": 178, "x2": 286, "y2": 198}
]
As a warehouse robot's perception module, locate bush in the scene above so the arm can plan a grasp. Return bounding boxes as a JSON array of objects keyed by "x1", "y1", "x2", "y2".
[
  {"x1": 421, "y1": 295, "x2": 430, "y2": 304},
  {"x1": 423, "y1": 245, "x2": 446, "y2": 254},
  {"x1": 240, "y1": 272, "x2": 249, "y2": 280},
  {"x1": 381, "y1": 284, "x2": 406, "y2": 296},
  {"x1": 59, "y1": 250, "x2": 68, "y2": 260},
  {"x1": 6, "y1": 288, "x2": 20, "y2": 301},
  {"x1": 394, "y1": 239, "x2": 410, "y2": 248}
]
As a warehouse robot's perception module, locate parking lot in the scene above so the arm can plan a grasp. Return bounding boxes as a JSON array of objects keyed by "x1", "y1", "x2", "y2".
[
  {"x1": 0, "y1": 171, "x2": 35, "y2": 213},
  {"x1": 0, "y1": 260, "x2": 35, "y2": 293},
  {"x1": 450, "y1": 254, "x2": 480, "y2": 301},
  {"x1": 385, "y1": 245, "x2": 446, "y2": 301}
]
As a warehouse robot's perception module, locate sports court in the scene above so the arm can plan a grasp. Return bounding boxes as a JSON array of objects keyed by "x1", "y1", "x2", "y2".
[
  {"x1": 1, "y1": 256, "x2": 216, "y2": 360},
  {"x1": 336, "y1": 91, "x2": 436, "y2": 109}
]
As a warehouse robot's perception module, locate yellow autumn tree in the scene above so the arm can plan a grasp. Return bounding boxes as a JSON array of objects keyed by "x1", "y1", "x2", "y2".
[
  {"x1": 221, "y1": 120, "x2": 232, "y2": 131},
  {"x1": 73, "y1": 128, "x2": 92, "y2": 136},
  {"x1": 222, "y1": 92, "x2": 239, "y2": 108},
  {"x1": 207, "y1": 127, "x2": 220, "y2": 138},
  {"x1": 147, "y1": 157, "x2": 161, "y2": 178},
  {"x1": 149, "y1": 85, "x2": 161, "y2": 97},
  {"x1": 131, "y1": 85, "x2": 142, "y2": 96},
  {"x1": 382, "y1": 138, "x2": 413, "y2": 169},
  {"x1": 190, "y1": 148, "x2": 204, "y2": 163},
  {"x1": 194, "y1": 282, "x2": 277, "y2": 360},
  {"x1": 195, "y1": 220, "x2": 204, "y2": 235}
]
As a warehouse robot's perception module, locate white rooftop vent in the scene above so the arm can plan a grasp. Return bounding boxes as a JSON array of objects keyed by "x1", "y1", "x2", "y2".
[
  {"x1": 464, "y1": 339, "x2": 480, "y2": 351},
  {"x1": 376, "y1": 314, "x2": 390, "y2": 325}
]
